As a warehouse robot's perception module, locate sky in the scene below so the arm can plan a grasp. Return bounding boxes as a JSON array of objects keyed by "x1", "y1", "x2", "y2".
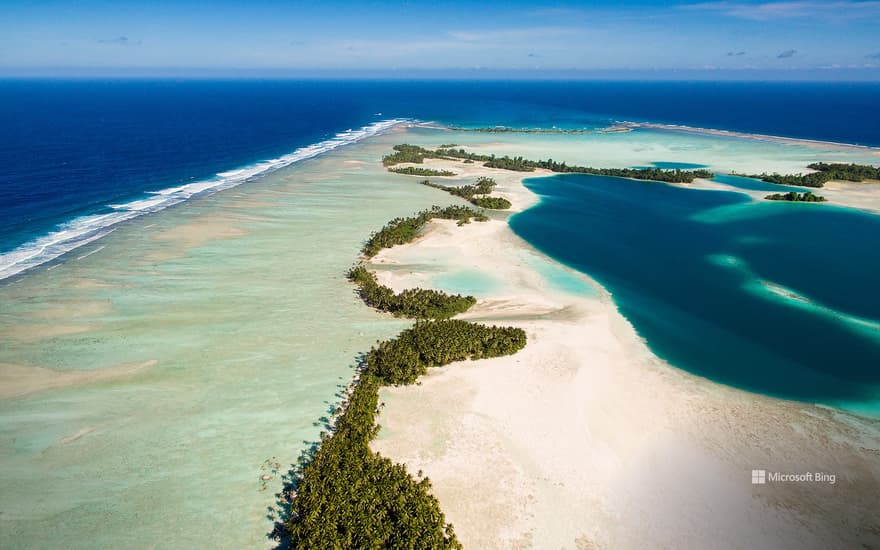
[{"x1": 1, "y1": 0, "x2": 879, "y2": 79}]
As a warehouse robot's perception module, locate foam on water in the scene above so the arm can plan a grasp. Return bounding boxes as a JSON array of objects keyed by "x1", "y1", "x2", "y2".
[{"x1": 0, "y1": 119, "x2": 407, "y2": 281}]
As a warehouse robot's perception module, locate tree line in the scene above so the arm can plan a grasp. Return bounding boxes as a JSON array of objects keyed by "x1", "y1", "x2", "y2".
[
  {"x1": 364, "y1": 319, "x2": 527, "y2": 385},
  {"x1": 283, "y1": 317, "x2": 526, "y2": 547},
  {"x1": 362, "y1": 205, "x2": 488, "y2": 258},
  {"x1": 765, "y1": 191, "x2": 827, "y2": 202},
  {"x1": 382, "y1": 144, "x2": 446, "y2": 166},
  {"x1": 381, "y1": 144, "x2": 714, "y2": 184},
  {"x1": 279, "y1": 202, "x2": 529, "y2": 548},
  {"x1": 282, "y1": 370, "x2": 461, "y2": 549},
  {"x1": 389, "y1": 166, "x2": 456, "y2": 177},
  {"x1": 421, "y1": 177, "x2": 512, "y2": 210},
  {"x1": 746, "y1": 162, "x2": 880, "y2": 188},
  {"x1": 347, "y1": 265, "x2": 476, "y2": 319}
]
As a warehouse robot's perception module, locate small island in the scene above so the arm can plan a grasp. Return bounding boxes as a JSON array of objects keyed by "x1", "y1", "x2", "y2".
[
  {"x1": 362, "y1": 205, "x2": 488, "y2": 258},
  {"x1": 382, "y1": 144, "x2": 714, "y2": 184},
  {"x1": 421, "y1": 177, "x2": 513, "y2": 210},
  {"x1": 470, "y1": 196, "x2": 513, "y2": 209},
  {"x1": 765, "y1": 191, "x2": 827, "y2": 202},
  {"x1": 388, "y1": 166, "x2": 456, "y2": 177},
  {"x1": 347, "y1": 265, "x2": 476, "y2": 319},
  {"x1": 749, "y1": 162, "x2": 880, "y2": 188}
]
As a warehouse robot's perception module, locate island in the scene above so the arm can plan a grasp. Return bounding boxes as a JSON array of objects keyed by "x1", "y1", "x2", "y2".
[
  {"x1": 420, "y1": 177, "x2": 513, "y2": 210},
  {"x1": 765, "y1": 191, "x2": 827, "y2": 202},
  {"x1": 748, "y1": 162, "x2": 880, "y2": 188},
  {"x1": 382, "y1": 144, "x2": 714, "y2": 183},
  {"x1": 277, "y1": 202, "x2": 527, "y2": 549},
  {"x1": 388, "y1": 166, "x2": 456, "y2": 177},
  {"x1": 360, "y1": 205, "x2": 487, "y2": 257}
]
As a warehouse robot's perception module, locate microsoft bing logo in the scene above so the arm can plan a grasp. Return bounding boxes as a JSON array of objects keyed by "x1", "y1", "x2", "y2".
[{"x1": 751, "y1": 469, "x2": 766, "y2": 484}]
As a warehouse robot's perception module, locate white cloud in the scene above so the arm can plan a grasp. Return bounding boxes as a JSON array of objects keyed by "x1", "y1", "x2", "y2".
[{"x1": 683, "y1": 1, "x2": 880, "y2": 20}]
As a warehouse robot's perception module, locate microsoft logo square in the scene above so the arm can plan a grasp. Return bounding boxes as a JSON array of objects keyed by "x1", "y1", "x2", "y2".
[{"x1": 752, "y1": 469, "x2": 766, "y2": 484}]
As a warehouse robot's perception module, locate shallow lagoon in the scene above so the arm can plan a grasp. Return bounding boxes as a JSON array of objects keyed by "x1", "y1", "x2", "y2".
[
  {"x1": 2, "y1": 124, "x2": 879, "y2": 548},
  {"x1": 0, "y1": 132, "x2": 431, "y2": 548}
]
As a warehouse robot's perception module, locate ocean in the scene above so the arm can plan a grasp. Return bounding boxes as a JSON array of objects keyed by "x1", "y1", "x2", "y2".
[
  {"x1": 3, "y1": 79, "x2": 880, "y2": 280},
  {"x1": 2, "y1": 79, "x2": 880, "y2": 547}
]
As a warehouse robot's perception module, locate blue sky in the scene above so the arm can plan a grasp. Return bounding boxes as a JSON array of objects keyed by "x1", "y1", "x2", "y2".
[{"x1": 1, "y1": 0, "x2": 879, "y2": 78}]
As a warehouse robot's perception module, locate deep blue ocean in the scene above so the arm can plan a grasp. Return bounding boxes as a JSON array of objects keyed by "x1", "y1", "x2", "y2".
[
  {"x1": 3, "y1": 80, "x2": 880, "y2": 268},
  {"x1": 2, "y1": 79, "x2": 879, "y2": 408}
]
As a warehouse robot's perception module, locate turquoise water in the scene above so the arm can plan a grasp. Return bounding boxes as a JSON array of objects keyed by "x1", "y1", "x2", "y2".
[
  {"x1": 0, "y1": 134, "x2": 430, "y2": 548},
  {"x1": 511, "y1": 174, "x2": 880, "y2": 411},
  {"x1": 432, "y1": 269, "x2": 502, "y2": 296},
  {"x1": 2, "y1": 118, "x2": 880, "y2": 548},
  {"x1": 517, "y1": 250, "x2": 598, "y2": 297},
  {"x1": 712, "y1": 173, "x2": 808, "y2": 193},
  {"x1": 631, "y1": 161, "x2": 709, "y2": 170}
]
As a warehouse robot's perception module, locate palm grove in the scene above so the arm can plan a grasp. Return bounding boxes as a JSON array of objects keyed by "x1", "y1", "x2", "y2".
[{"x1": 277, "y1": 165, "x2": 527, "y2": 548}]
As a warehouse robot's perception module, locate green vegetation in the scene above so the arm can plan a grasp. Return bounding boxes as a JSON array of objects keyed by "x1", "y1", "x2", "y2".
[
  {"x1": 364, "y1": 319, "x2": 527, "y2": 385},
  {"x1": 383, "y1": 144, "x2": 714, "y2": 183},
  {"x1": 382, "y1": 144, "x2": 445, "y2": 166},
  {"x1": 282, "y1": 315, "x2": 526, "y2": 547},
  {"x1": 282, "y1": 372, "x2": 462, "y2": 549},
  {"x1": 388, "y1": 166, "x2": 456, "y2": 177},
  {"x1": 480, "y1": 153, "x2": 714, "y2": 182},
  {"x1": 276, "y1": 135, "x2": 544, "y2": 548},
  {"x1": 277, "y1": 196, "x2": 531, "y2": 548},
  {"x1": 438, "y1": 143, "x2": 459, "y2": 148},
  {"x1": 765, "y1": 191, "x2": 827, "y2": 202},
  {"x1": 421, "y1": 177, "x2": 512, "y2": 210},
  {"x1": 362, "y1": 205, "x2": 488, "y2": 258},
  {"x1": 748, "y1": 162, "x2": 880, "y2": 188},
  {"x1": 470, "y1": 196, "x2": 512, "y2": 209},
  {"x1": 808, "y1": 162, "x2": 880, "y2": 181},
  {"x1": 347, "y1": 265, "x2": 476, "y2": 319},
  {"x1": 421, "y1": 176, "x2": 495, "y2": 199}
]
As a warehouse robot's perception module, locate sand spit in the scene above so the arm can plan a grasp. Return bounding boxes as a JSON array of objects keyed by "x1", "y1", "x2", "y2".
[{"x1": 368, "y1": 157, "x2": 880, "y2": 550}]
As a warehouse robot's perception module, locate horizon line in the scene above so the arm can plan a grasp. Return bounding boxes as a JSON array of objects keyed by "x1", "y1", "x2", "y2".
[{"x1": 2, "y1": 67, "x2": 880, "y2": 82}]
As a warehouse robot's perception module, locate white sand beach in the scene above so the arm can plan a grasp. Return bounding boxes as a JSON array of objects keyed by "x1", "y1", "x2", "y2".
[
  {"x1": 369, "y1": 158, "x2": 880, "y2": 549},
  {"x1": 685, "y1": 175, "x2": 880, "y2": 214}
]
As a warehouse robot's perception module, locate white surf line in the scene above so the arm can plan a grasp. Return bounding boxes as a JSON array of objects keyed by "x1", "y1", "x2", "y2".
[
  {"x1": 0, "y1": 119, "x2": 409, "y2": 282},
  {"x1": 624, "y1": 121, "x2": 880, "y2": 152}
]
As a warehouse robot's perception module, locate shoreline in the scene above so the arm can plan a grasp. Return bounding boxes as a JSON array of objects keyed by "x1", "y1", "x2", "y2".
[
  {"x1": 0, "y1": 119, "x2": 408, "y2": 284},
  {"x1": 367, "y1": 153, "x2": 880, "y2": 549},
  {"x1": 423, "y1": 120, "x2": 880, "y2": 153},
  {"x1": 681, "y1": 176, "x2": 880, "y2": 215},
  {"x1": 622, "y1": 121, "x2": 880, "y2": 153}
]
